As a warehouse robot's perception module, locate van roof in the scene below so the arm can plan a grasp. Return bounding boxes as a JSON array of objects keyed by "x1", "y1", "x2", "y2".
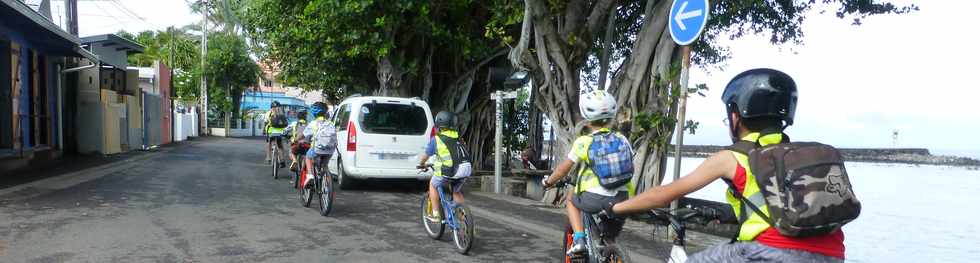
[{"x1": 339, "y1": 96, "x2": 429, "y2": 106}]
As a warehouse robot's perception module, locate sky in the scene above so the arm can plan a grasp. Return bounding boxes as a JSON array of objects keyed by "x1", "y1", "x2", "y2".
[
  {"x1": 41, "y1": 0, "x2": 980, "y2": 155},
  {"x1": 681, "y1": 0, "x2": 980, "y2": 156}
]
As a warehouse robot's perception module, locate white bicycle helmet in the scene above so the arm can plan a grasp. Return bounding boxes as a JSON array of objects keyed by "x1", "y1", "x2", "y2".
[{"x1": 579, "y1": 89, "x2": 618, "y2": 121}]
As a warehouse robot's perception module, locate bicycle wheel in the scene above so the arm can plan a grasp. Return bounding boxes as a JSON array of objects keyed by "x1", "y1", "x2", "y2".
[
  {"x1": 451, "y1": 205, "x2": 475, "y2": 254},
  {"x1": 319, "y1": 173, "x2": 334, "y2": 216},
  {"x1": 420, "y1": 194, "x2": 444, "y2": 240},
  {"x1": 272, "y1": 147, "x2": 280, "y2": 179},
  {"x1": 300, "y1": 174, "x2": 313, "y2": 208}
]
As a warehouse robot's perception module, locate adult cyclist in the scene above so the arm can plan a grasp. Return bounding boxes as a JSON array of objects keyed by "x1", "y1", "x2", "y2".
[
  {"x1": 264, "y1": 101, "x2": 288, "y2": 168},
  {"x1": 607, "y1": 69, "x2": 845, "y2": 262}
]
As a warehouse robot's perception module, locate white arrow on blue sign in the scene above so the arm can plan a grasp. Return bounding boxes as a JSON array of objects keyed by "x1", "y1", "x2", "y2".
[{"x1": 669, "y1": 0, "x2": 709, "y2": 46}]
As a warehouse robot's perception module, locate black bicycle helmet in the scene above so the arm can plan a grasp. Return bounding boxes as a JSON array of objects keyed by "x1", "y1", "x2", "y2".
[
  {"x1": 271, "y1": 100, "x2": 281, "y2": 108},
  {"x1": 434, "y1": 111, "x2": 456, "y2": 129},
  {"x1": 721, "y1": 68, "x2": 798, "y2": 126}
]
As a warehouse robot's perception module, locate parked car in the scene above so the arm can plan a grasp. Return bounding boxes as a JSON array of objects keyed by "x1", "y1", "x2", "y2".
[{"x1": 327, "y1": 95, "x2": 435, "y2": 189}]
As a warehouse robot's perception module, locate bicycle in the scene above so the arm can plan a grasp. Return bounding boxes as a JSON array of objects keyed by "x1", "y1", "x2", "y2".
[
  {"x1": 299, "y1": 155, "x2": 334, "y2": 216},
  {"x1": 644, "y1": 205, "x2": 724, "y2": 263},
  {"x1": 551, "y1": 179, "x2": 628, "y2": 263},
  {"x1": 270, "y1": 134, "x2": 284, "y2": 179},
  {"x1": 418, "y1": 165, "x2": 475, "y2": 254}
]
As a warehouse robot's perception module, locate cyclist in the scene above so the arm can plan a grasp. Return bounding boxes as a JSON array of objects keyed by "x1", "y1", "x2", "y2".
[
  {"x1": 264, "y1": 101, "x2": 288, "y2": 168},
  {"x1": 607, "y1": 68, "x2": 845, "y2": 262},
  {"x1": 284, "y1": 110, "x2": 309, "y2": 172},
  {"x1": 540, "y1": 89, "x2": 636, "y2": 256},
  {"x1": 302, "y1": 102, "x2": 332, "y2": 182},
  {"x1": 417, "y1": 111, "x2": 472, "y2": 222}
]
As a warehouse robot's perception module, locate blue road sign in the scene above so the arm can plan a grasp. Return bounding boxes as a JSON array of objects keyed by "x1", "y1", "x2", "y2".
[{"x1": 669, "y1": 0, "x2": 709, "y2": 45}]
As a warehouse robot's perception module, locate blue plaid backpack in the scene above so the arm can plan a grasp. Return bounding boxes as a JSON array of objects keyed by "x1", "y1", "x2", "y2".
[{"x1": 587, "y1": 131, "x2": 633, "y2": 189}]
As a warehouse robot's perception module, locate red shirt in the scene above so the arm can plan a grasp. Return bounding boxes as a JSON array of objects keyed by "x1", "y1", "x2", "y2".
[{"x1": 732, "y1": 164, "x2": 846, "y2": 259}]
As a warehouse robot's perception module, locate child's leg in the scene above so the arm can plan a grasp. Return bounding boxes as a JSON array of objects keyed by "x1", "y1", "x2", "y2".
[
  {"x1": 566, "y1": 192, "x2": 584, "y2": 233},
  {"x1": 428, "y1": 177, "x2": 441, "y2": 216}
]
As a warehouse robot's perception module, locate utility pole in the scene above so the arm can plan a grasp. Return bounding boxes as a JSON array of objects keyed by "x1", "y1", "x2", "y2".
[
  {"x1": 65, "y1": 0, "x2": 77, "y2": 35},
  {"x1": 200, "y1": 0, "x2": 209, "y2": 135}
]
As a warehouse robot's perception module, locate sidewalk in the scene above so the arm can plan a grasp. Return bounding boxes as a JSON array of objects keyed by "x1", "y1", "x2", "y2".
[{"x1": 0, "y1": 139, "x2": 192, "y2": 199}]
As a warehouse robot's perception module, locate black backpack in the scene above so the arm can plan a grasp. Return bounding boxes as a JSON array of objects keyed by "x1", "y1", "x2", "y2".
[
  {"x1": 725, "y1": 138, "x2": 861, "y2": 238},
  {"x1": 438, "y1": 135, "x2": 471, "y2": 178},
  {"x1": 270, "y1": 114, "x2": 288, "y2": 128}
]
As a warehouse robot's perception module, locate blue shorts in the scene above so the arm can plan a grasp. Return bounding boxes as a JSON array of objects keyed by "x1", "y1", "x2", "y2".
[
  {"x1": 305, "y1": 148, "x2": 332, "y2": 160},
  {"x1": 431, "y1": 176, "x2": 467, "y2": 193}
]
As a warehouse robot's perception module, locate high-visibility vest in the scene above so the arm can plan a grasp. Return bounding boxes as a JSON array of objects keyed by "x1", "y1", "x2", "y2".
[
  {"x1": 727, "y1": 132, "x2": 784, "y2": 241},
  {"x1": 433, "y1": 129, "x2": 459, "y2": 177}
]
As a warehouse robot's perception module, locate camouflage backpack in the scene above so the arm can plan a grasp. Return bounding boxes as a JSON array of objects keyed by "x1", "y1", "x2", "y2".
[{"x1": 727, "y1": 140, "x2": 861, "y2": 237}]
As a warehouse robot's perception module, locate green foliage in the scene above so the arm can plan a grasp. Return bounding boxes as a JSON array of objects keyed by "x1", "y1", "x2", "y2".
[
  {"x1": 242, "y1": 0, "x2": 514, "y2": 96},
  {"x1": 204, "y1": 31, "x2": 260, "y2": 113},
  {"x1": 503, "y1": 87, "x2": 531, "y2": 153},
  {"x1": 118, "y1": 27, "x2": 202, "y2": 101}
]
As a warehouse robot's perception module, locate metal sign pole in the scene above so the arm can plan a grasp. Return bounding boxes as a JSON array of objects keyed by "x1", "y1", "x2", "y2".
[
  {"x1": 670, "y1": 45, "x2": 692, "y2": 211},
  {"x1": 494, "y1": 90, "x2": 504, "y2": 194}
]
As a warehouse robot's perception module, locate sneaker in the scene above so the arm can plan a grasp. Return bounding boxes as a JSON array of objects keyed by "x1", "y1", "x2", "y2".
[
  {"x1": 426, "y1": 209, "x2": 442, "y2": 223},
  {"x1": 566, "y1": 236, "x2": 587, "y2": 255},
  {"x1": 278, "y1": 162, "x2": 286, "y2": 168}
]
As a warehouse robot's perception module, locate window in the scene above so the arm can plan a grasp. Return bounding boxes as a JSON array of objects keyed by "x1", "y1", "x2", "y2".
[
  {"x1": 335, "y1": 104, "x2": 350, "y2": 131},
  {"x1": 357, "y1": 103, "x2": 427, "y2": 135},
  {"x1": 264, "y1": 80, "x2": 273, "y2": 87}
]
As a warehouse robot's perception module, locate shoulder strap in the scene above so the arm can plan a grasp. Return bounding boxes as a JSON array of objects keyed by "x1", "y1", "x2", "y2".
[{"x1": 725, "y1": 140, "x2": 757, "y2": 155}]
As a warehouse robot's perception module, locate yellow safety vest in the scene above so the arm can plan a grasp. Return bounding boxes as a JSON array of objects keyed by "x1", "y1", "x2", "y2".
[
  {"x1": 289, "y1": 120, "x2": 307, "y2": 143},
  {"x1": 308, "y1": 117, "x2": 329, "y2": 147},
  {"x1": 727, "y1": 132, "x2": 784, "y2": 241},
  {"x1": 572, "y1": 128, "x2": 636, "y2": 197},
  {"x1": 265, "y1": 111, "x2": 285, "y2": 134},
  {"x1": 433, "y1": 130, "x2": 459, "y2": 177}
]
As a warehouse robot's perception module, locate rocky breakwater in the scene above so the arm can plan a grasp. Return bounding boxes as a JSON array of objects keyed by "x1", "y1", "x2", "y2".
[{"x1": 673, "y1": 145, "x2": 980, "y2": 168}]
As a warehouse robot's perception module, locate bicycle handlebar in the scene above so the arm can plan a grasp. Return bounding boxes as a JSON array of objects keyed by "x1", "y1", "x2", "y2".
[{"x1": 646, "y1": 206, "x2": 723, "y2": 227}]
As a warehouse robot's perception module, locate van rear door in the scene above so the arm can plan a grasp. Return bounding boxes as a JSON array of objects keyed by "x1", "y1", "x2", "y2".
[{"x1": 353, "y1": 100, "x2": 432, "y2": 169}]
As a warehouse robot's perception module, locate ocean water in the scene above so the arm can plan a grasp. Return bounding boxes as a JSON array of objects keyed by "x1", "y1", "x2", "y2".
[{"x1": 662, "y1": 157, "x2": 980, "y2": 263}]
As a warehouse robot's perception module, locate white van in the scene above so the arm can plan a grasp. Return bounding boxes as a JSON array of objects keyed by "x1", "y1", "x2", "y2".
[{"x1": 327, "y1": 96, "x2": 434, "y2": 189}]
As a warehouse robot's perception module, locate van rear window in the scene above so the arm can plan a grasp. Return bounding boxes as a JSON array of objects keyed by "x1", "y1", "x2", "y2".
[{"x1": 358, "y1": 103, "x2": 428, "y2": 135}]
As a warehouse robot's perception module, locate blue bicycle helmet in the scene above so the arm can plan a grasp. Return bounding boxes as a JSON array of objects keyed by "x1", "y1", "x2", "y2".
[{"x1": 309, "y1": 102, "x2": 327, "y2": 117}]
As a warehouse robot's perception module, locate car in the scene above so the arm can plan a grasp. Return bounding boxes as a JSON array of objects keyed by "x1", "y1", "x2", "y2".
[{"x1": 327, "y1": 95, "x2": 435, "y2": 189}]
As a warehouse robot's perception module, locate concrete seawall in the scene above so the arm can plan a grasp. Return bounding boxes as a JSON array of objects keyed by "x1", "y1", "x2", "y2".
[{"x1": 673, "y1": 145, "x2": 980, "y2": 167}]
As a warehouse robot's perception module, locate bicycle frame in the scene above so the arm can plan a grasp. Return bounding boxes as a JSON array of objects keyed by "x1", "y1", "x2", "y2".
[
  {"x1": 435, "y1": 184, "x2": 462, "y2": 230},
  {"x1": 580, "y1": 212, "x2": 616, "y2": 262}
]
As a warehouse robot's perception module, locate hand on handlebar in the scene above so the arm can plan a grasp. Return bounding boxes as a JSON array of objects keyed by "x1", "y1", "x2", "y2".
[
  {"x1": 599, "y1": 201, "x2": 621, "y2": 220},
  {"x1": 417, "y1": 164, "x2": 433, "y2": 172}
]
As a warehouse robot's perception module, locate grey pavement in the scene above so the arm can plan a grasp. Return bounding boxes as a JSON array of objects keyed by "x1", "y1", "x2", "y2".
[{"x1": 0, "y1": 137, "x2": 724, "y2": 262}]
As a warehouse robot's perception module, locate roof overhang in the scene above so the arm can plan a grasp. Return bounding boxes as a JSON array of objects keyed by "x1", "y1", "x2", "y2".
[
  {"x1": 80, "y1": 34, "x2": 145, "y2": 54},
  {"x1": 0, "y1": 0, "x2": 82, "y2": 56}
]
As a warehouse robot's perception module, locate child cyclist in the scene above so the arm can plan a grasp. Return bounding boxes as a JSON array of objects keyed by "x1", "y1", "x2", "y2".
[
  {"x1": 302, "y1": 102, "x2": 332, "y2": 185},
  {"x1": 417, "y1": 111, "x2": 472, "y2": 222},
  {"x1": 607, "y1": 69, "x2": 847, "y2": 262},
  {"x1": 284, "y1": 110, "x2": 309, "y2": 172},
  {"x1": 540, "y1": 89, "x2": 636, "y2": 256}
]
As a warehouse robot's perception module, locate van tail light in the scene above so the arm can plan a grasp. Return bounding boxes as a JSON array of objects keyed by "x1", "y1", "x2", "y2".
[
  {"x1": 346, "y1": 121, "x2": 357, "y2": 152},
  {"x1": 430, "y1": 126, "x2": 437, "y2": 139}
]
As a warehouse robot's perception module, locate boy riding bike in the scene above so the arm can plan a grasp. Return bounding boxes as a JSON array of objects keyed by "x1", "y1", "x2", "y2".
[
  {"x1": 284, "y1": 110, "x2": 309, "y2": 172},
  {"x1": 540, "y1": 89, "x2": 636, "y2": 256},
  {"x1": 417, "y1": 111, "x2": 472, "y2": 222},
  {"x1": 608, "y1": 68, "x2": 859, "y2": 262},
  {"x1": 265, "y1": 101, "x2": 289, "y2": 168},
  {"x1": 303, "y1": 102, "x2": 333, "y2": 182}
]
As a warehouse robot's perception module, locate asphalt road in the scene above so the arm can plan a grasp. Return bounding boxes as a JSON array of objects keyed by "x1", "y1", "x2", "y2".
[{"x1": 0, "y1": 137, "x2": 714, "y2": 263}]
